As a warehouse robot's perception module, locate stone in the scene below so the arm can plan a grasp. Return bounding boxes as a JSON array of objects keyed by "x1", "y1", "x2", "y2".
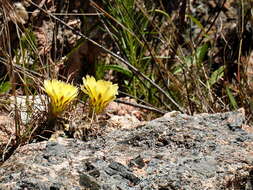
[{"x1": 0, "y1": 110, "x2": 253, "y2": 190}]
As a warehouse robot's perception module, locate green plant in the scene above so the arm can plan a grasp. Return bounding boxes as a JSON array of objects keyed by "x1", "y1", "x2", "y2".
[{"x1": 100, "y1": 0, "x2": 161, "y2": 106}]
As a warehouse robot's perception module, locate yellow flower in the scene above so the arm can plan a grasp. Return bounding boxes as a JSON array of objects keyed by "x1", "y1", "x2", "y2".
[
  {"x1": 43, "y1": 79, "x2": 78, "y2": 116},
  {"x1": 81, "y1": 75, "x2": 118, "y2": 113}
]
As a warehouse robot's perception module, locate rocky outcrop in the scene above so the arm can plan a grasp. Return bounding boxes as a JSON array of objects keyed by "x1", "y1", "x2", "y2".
[{"x1": 0, "y1": 110, "x2": 253, "y2": 190}]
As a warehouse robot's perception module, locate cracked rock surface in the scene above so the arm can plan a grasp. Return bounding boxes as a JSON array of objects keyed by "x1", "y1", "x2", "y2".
[{"x1": 0, "y1": 110, "x2": 253, "y2": 190}]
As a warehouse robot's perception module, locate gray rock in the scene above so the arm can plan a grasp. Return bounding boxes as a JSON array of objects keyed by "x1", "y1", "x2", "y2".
[{"x1": 0, "y1": 110, "x2": 253, "y2": 190}]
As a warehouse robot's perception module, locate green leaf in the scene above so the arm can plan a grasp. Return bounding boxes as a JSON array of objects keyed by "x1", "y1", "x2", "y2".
[
  {"x1": 153, "y1": 9, "x2": 170, "y2": 18},
  {"x1": 196, "y1": 43, "x2": 209, "y2": 64},
  {"x1": 226, "y1": 86, "x2": 238, "y2": 110},
  {"x1": 0, "y1": 81, "x2": 11, "y2": 94},
  {"x1": 186, "y1": 14, "x2": 205, "y2": 31},
  {"x1": 186, "y1": 14, "x2": 209, "y2": 39},
  {"x1": 103, "y1": 64, "x2": 133, "y2": 77},
  {"x1": 65, "y1": 39, "x2": 86, "y2": 58},
  {"x1": 20, "y1": 29, "x2": 37, "y2": 50},
  {"x1": 208, "y1": 66, "x2": 225, "y2": 87}
]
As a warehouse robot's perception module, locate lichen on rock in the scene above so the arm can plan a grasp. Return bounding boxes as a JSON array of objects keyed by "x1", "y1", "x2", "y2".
[{"x1": 0, "y1": 110, "x2": 253, "y2": 190}]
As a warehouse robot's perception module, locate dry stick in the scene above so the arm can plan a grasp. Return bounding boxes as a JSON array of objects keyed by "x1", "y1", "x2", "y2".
[
  {"x1": 116, "y1": 90, "x2": 167, "y2": 114},
  {"x1": 195, "y1": 0, "x2": 227, "y2": 47},
  {"x1": 135, "y1": 4, "x2": 185, "y2": 93},
  {"x1": 119, "y1": 90, "x2": 161, "y2": 107},
  {"x1": 120, "y1": 2, "x2": 170, "y2": 92},
  {"x1": 27, "y1": 0, "x2": 185, "y2": 113},
  {"x1": 90, "y1": 0, "x2": 144, "y2": 46},
  {"x1": 1, "y1": 2, "x2": 21, "y2": 141},
  {"x1": 237, "y1": 0, "x2": 244, "y2": 81},
  {"x1": 169, "y1": 0, "x2": 187, "y2": 60},
  {"x1": 114, "y1": 99, "x2": 167, "y2": 114}
]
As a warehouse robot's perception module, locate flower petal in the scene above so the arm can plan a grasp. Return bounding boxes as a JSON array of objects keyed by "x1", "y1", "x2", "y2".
[
  {"x1": 43, "y1": 79, "x2": 78, "y2": 116},
  {"x1": 81, "y1": 75, "x2": 118, "y2": 113}
]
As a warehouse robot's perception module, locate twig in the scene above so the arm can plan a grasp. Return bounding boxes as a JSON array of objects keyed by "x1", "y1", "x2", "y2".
[
  {"x1": 195, "y1": 0, "x2": 227, "y2": 47},
  {"x1": 237, "y1": 0, "x2": 244, "y2": 81},
  {"x1": 114, "y1": 99, "x2": 167, "y2": 114}
]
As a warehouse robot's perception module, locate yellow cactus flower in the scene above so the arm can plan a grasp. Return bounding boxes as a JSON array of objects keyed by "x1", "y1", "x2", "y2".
[
  {"x1": 43, "y1": 79, "x2": 78, "y2": 116},
  {"x1": 81, "y1": 75, "x2": 118, "y2": 114}
]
